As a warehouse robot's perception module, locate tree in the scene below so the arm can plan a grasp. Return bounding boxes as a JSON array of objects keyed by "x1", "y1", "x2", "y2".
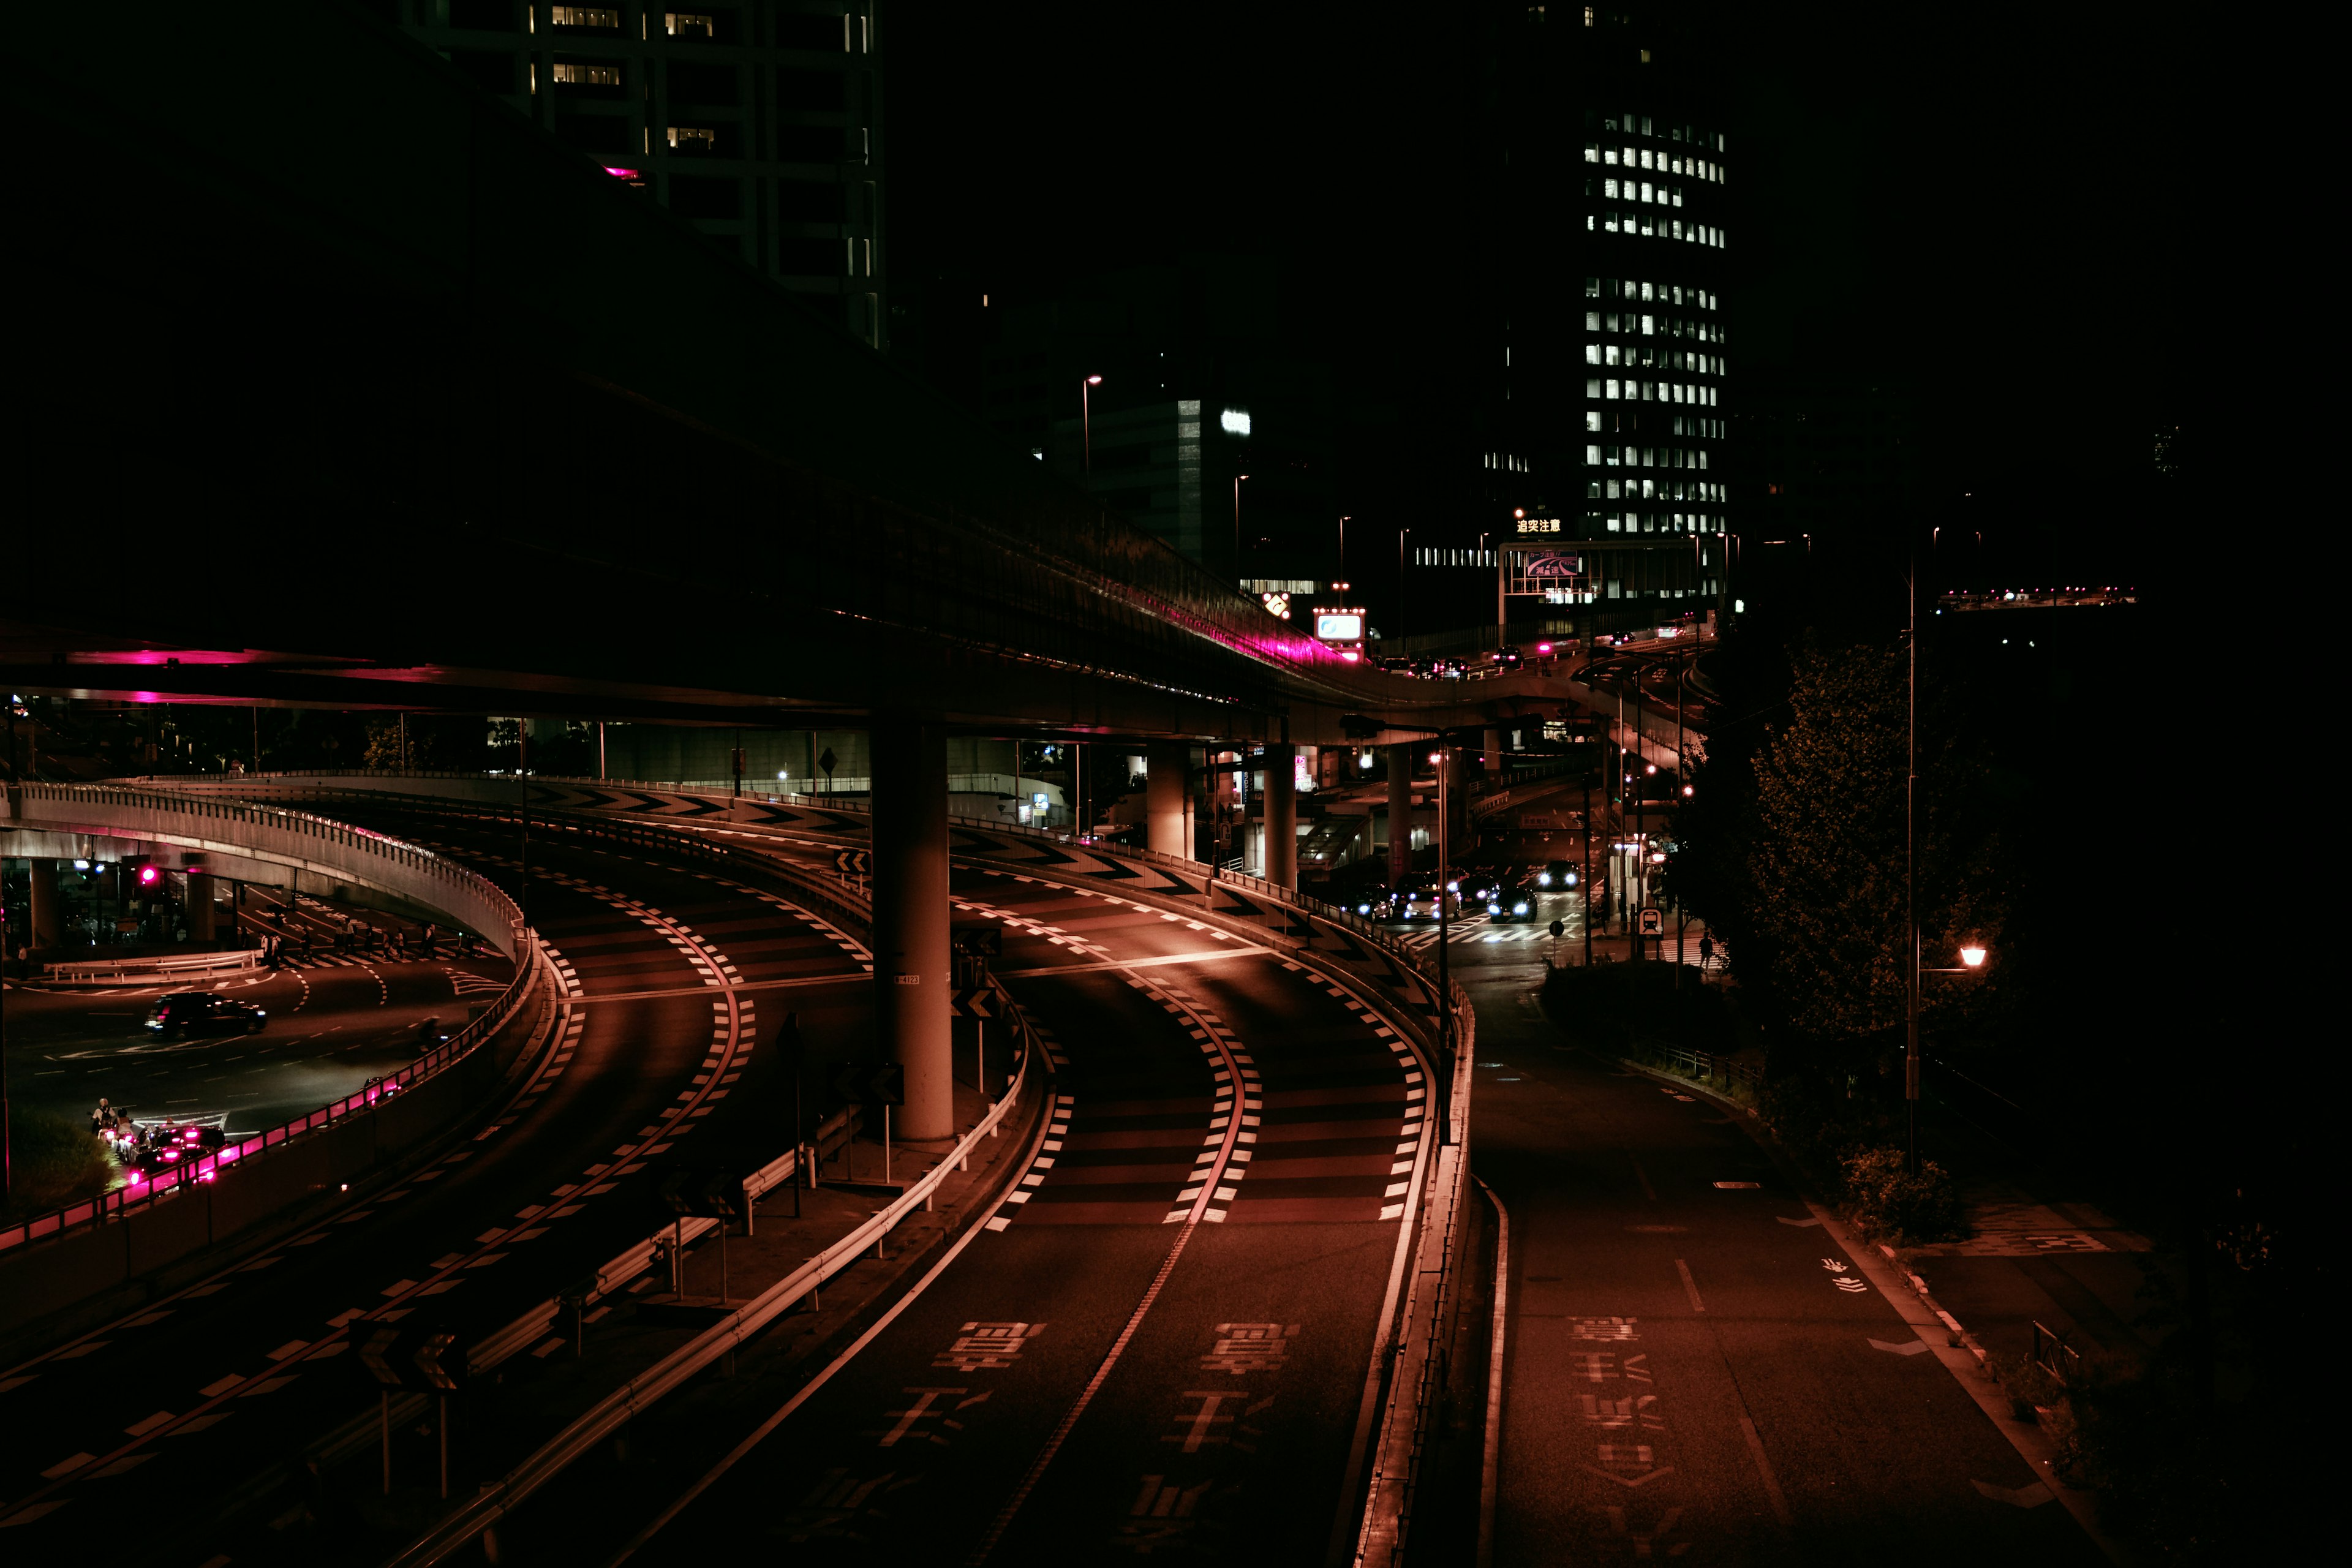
[{"x1": 1743, "y1": 638, "x2": 2007, "y2": 1049}]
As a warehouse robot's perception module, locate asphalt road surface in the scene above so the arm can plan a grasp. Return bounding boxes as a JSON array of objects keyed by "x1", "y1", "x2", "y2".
[
  {"x1": 502, "y1": 845, "x2": 1431, "y2": 1567},
  {"x1": 4, "y1": 910, "x2": 513, "y2": 1136},
  {"x1": 1449, "y1": 932, "x2": 2105, "y2": 1566},
  {"x1": 0, "y1": 812, "x2": 873, "y2": 1558},
  {"x1": 1, "y1": 805, "x2": 1432, "y2": 1568}
]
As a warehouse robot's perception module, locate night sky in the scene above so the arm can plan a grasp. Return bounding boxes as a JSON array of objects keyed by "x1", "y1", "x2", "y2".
[{"x1": 889, "y1": 0, "x2": 2195, "y2": 586}]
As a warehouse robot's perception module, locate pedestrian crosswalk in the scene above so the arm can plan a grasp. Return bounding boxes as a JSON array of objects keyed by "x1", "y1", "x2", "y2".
[{"x1": 1395, "y1": 920, "x2": 1564, "y2": 949}]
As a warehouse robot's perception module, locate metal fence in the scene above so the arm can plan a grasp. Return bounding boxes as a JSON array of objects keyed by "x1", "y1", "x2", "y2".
[{"x1": 1632, "y1": 1041, "x2": 1765, "y2": 1100}]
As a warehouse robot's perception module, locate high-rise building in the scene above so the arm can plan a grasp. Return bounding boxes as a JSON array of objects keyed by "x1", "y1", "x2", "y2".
[
  {"x1": 390, "y1": 2, "x2": 886, "y2": 347},
  {"x1": 1474, "y1": 2, "x2": 1730, "y2": 624}
]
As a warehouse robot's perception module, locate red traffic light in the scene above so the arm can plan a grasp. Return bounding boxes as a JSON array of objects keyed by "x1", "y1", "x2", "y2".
[{"x1": 138, "y1": 865, "x2": 160, "y2": 886}]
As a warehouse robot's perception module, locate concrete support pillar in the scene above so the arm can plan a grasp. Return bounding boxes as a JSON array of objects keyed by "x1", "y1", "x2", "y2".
[
  {"x1": 870, "y1": 722, "x2": 954, "y2": 1143},
  {"x1": 1263, "y1": 743, "x2": 1297, "y2": 889},
  {"x1": 184, "y1": 873, "x2": 217, "y2": 941},
  {"x1": 28, "y1": 859, "x2": 62, "y2": 952},
  {"x1": 1147, "y1": 741, "x2": 1190, "y2": 858},
  {"x1": 1483, "y1": 726, "x2": 1503, "y2": 782},
  {"x1": 1386, "y1": 745, "x2": 1413, "y2": 884}
]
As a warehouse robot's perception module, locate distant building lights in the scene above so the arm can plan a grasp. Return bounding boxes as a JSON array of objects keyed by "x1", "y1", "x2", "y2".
[{"x1": 1219, "y1": 409, "x2": 1252, "y2": 437}]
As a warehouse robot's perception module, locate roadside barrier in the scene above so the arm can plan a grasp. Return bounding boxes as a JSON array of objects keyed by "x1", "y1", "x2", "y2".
[
  {"x1": 40, "y1": 948, "x2": 265, "y2": 984},
  {"x1": 391, "y1": 960, "x2": 1045, "y2": 1566}
]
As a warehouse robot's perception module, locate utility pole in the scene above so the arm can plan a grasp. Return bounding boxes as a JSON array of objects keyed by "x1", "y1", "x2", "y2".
[
  {"x1": 1581, "y1": 755, "x2": 1594, "y2": 967},
  {"x1": 518, "y1": 723, "x2": 531, "y2": 932},
  {"x1": 1676, "y1": 654, "x2": 1687, "y2": 989},
  {"x1": 1435, "y1": 740, "x2": 1455, "y2": 1145}
]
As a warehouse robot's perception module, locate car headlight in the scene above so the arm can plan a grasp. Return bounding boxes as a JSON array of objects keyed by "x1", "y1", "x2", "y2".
[
  {"x1": 146, "y1": 1019, "x2": 164, "y2": 1030},
  {"x1": 1537, "y1": 873, "x2": 1551, "y2": 885},
  {"x1": 1515, "y1": 903, "x2": 1530, "y2": 914},
  {"x1": 1565, "y1": 873, "x2": 1579, "y2": 886},
  {"x1": 1487, "y1": 903, "x2": 1501, "y2": 914}
]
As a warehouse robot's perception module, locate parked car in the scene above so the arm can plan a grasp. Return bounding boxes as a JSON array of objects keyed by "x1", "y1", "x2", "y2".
[{"x1": 145, "y1": 992, "x2": 267, "y2": 1037}]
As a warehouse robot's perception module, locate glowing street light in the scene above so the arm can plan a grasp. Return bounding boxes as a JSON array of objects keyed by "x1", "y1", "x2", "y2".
[{"x1": 1959, "y1": 944, "x2": 1988, "y2": 968}]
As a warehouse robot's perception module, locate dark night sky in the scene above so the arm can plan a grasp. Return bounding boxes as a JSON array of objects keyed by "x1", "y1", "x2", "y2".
[{"x1": 889, "y1": 1, "x2": 2196, "y2": 582}]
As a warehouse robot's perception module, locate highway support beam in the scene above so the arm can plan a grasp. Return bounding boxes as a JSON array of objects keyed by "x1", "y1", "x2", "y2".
[
  {"x1": 1387, "y1": 744, "x2": 1413, "y2": 884},
  {"x1": 870, "y1": 721, "x2": 954, "y2": 1144},
  {"x1": 1146, "y1": 741, "x2": 1190, "y2": 858},
  {"x1": 28, "y1": 858, "x2": 62, "y2": 952},
  {"x1": 1263, "y1": 743, "x2": 1297, "y2": 889}
]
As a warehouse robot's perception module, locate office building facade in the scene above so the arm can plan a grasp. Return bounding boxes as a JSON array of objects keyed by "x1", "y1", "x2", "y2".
[
  {"x1": 1474, "y1": 2, "x2": 1730, "y2": 620},
  {"x1": 391, "y1": 1, "x2": 886, "y2": 347}
]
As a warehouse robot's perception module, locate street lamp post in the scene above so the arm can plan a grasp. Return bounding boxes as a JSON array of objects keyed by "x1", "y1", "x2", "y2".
[
  {"x1": 1233, "y1": 474, "x2": 1250, "y2": 575},
  {"x1": 1081, "y1": 375, "x2": 1102, "y2": 479},
  {"x1": 1907, "y1": 545, "x2": 1920, "y2": 1174}
]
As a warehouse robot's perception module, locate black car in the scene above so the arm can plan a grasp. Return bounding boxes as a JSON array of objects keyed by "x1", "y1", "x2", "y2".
[
  {"x1": 145, "y1": 992, "x2": 267, "y2": 1037},
  {"x1": 1348, "y1": 884, "x2": 1395, "y2": 919},
  {"x1": 1455, "y1": 868, "x2": 1503, "y2": 904},
  {"x1": 1534, "y1": 859, "x2": 1581, "y2": 891},
  {"x1": 1485, "y1": 880, "x2": 1542, "y2": 921}
]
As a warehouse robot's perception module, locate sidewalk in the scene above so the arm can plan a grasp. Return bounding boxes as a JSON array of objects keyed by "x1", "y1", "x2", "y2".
[{"x1": 1903, "y1": 1096, "x2": 2173, "y2": 1380}]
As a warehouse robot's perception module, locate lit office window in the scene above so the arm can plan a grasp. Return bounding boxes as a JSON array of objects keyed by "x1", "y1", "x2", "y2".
[
  {"x1": 665, "y1": 11, "x2": 718, "y2": 36},
  {"x1": 1604, "y1": 345, "x2": 1621, "y2": 365},
  {"x1": 1585, "y1": 276, "x2": 1601, "y2": 297},
  {"x1": 1605, "y1": 147, "x2": 1619, "y2": 165},
  {"x1": 1585, "y1": 144, "x2": 1600, "y2": 162},
  {"x1": 1586, "y1": 444, "x2": 1602, "y2": 465},
  {"x1": 1585, "y1": 311, "x2": 1600, "y2": 330},
  {"x1": 1640, "y1": 149, "x2": 1653, "y2": 169},
  {"x1": 1604, "y1": 178, "x2": 1619, "y2": 198},
  {"x1": 1586, "y1": 344, "x2": 1601, "y2": 364},
  {"x1": 551, "y1": 61, "x2": 622, "y2": 85},
  {"x1": 1586, "y1": 380, "x2": 1602, "y2": 399},
  {"x1": 1622, "y1": 145, "x2": 1635, "y2": 165},
  {"x1": 1642, "y1": 314, "x2": 1654, "y2": 333},
  {"x1": 1587, "y1": 411, "x2": 1603, "y2": 432},
  {"x1": 1605, "y1": 379, "x2": 1620, "y2": 399},
  {"x1": 552, "y1": 6, "x2": 623, "y2": 24}
]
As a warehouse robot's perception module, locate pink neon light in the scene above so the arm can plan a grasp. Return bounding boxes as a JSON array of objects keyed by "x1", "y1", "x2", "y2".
[{"x1": 603, "y1": 166, "x2": 640, "y2": 179}]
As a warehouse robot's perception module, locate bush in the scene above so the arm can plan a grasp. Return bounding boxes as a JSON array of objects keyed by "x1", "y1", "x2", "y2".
[
  {"x1": 1840, "y1": 1145, "x2": 1967, "y2": 1243},
  {"x1": 0, "y1": 1110, "x2": 120, "y2": 1221}
]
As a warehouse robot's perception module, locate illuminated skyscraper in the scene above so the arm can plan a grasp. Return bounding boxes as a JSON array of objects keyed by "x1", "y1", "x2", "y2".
[{"x1": 1480, "y1": 2, "x2": 1730, "y2": 618}]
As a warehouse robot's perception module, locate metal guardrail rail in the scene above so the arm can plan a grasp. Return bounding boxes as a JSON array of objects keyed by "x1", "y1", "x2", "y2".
[
  {"x1": 397, "y1": 951, "x2": 1047, "y2": 1566},
  {"x1": 40, "y1": 948, "x2": 265, "y2": 983},
  {"x1": 1354, "y1": 980, "x2": 1476, "y2": 1566}
]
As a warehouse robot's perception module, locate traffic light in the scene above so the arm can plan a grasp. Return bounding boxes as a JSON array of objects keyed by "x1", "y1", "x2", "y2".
[{"x1": 124, "y1": 855, "x2": 160, "y2": 889}]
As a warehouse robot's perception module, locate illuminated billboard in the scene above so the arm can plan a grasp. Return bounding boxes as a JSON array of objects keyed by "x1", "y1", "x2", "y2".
[{"x1": 1315, "y1": 612, "x2": 1365, "y2": 642}]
